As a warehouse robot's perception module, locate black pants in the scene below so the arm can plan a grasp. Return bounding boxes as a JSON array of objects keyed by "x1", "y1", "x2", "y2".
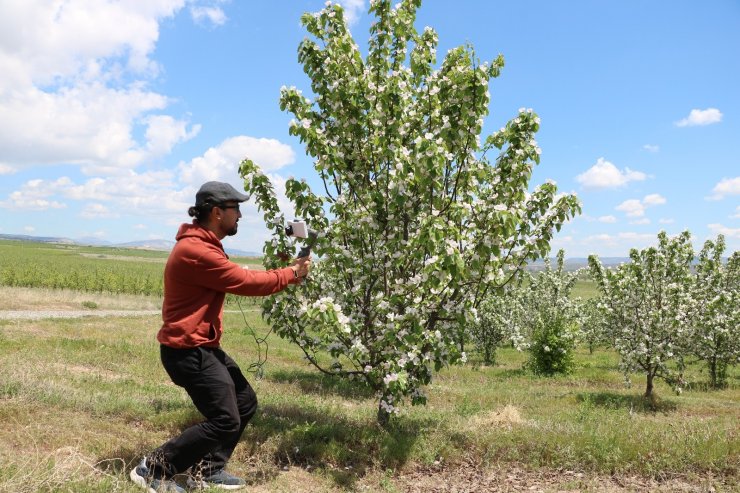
[{"x1": 149, "y1": 345, "x2": 258, "y2": 478}]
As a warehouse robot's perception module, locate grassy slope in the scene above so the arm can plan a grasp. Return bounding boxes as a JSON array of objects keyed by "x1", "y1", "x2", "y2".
[{"x1": 0, "y1": 303, "x2": 737, "y2": 492}]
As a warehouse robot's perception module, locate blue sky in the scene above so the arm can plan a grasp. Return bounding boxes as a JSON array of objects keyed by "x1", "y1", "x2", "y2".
[{"x1": 0, "y1": 0, "x2": 738, "y2": 257}]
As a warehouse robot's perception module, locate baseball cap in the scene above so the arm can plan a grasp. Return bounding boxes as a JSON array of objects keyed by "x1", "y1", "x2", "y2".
[{"x1": 195, "y1": 181, "x2": 249, "y2": 207}]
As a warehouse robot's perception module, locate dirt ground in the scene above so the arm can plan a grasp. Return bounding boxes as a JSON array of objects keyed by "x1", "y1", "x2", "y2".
[
  {"x1": 239, "y1": 461, "x2": 735, "y2": 493},
  {"x1": 382, "y1": 463, "x2": 733, "y2": 493}
]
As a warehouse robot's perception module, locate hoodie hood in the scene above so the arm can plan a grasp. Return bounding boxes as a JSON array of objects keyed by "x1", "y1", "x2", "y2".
[{"x1": 175, "y1": 222, "x2": 224, "y2": 251}]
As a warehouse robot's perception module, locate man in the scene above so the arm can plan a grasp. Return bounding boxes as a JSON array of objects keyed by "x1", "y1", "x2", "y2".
[{"x1": 130, "y1": 181, "x2": 311, "y2": 492}]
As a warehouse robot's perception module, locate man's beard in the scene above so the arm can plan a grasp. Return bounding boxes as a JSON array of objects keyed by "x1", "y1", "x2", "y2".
[{"x1": 226, "y1": 224, "x2": 238, "y2": 236}]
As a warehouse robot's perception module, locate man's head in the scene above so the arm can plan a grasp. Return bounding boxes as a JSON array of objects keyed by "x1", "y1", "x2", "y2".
[
  {"x1": 188, "y1": 181, "x2": 248, "y2": 239},
  {"x1": 194, "y1": 181, "x2": 249, "y2": 207}
]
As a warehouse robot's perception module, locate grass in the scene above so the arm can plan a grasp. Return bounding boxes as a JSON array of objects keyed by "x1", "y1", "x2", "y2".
[
  {"x1": 0, "y1": 285, "x2": 162, "y2": 311},
  {"x1": 0, "y1": 239, "x2": 263, "y2": 296},
  {"x1": 0, "y1": 289, "x2": 738, "y2": 492},
  {"x1": 571, "y1": 278, "x2": 599, "y2": 300}
]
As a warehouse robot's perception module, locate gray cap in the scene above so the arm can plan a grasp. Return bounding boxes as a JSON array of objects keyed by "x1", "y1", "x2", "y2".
[{"x1": 195, "y1": 181, "x2": 248, "y2": 206}]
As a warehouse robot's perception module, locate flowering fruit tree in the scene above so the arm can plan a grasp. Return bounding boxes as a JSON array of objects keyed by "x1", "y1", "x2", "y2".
[
  {"x1": 240, "y1": 0, "x2": 580, "y2": 423},
  {"x1": 588, "y1": 231, "x2": 694, "y2": 399},
  {"x1": 689, "y1": 235, "x2": 739, "y2": 388}
]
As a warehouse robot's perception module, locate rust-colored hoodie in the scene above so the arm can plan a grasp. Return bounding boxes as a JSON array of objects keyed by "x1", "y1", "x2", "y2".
[{"x1": 158, "y1": 222, "x2": 297, "y2": 348}]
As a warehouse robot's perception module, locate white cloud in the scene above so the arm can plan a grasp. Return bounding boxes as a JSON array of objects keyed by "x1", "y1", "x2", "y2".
[
  {"x1": 615, "y1": 199, "x2": 645, "y2": 217},
  {"x1": 337, "y1": 0, "x2": 366, "y2": 25},
  {"x1": 0, "y1": 1, "x2": 182, "y2": 87},
  {"x1": 80, "y1": 203, "x2": 119, "y2": 219},
  {"x1": 0, "y1": 171, "x2": 187, "y2": 214},
  {"x1": 0, "y1": 177, "x2": 69, "y2": 210},
  {"x1": 178, "y1": 136, "x2": 296, "y2": 187},
  {"x1": 134, "y1": 224, "x2": 148, "y2": 230},
  {"x1": 616, "y1": 194, "x2": 666, "y2": 218},
  {"x1": 598, "y1": 215, "x2": 617, "y2": 223},
  {"x1": 675, "y1": 108, "x2": 723, "y2": 127},
  {"x1": 14, "y1": 199, "x2": 67, "y2": 211},
  {"x1": 630, "y1": 218, "x2": 651, "y2": 225},
  {"x1": 642, "y1": 144, "x2": 659, "y2": 153},
  {"x1": 0, "y1": 0, "x2": 210, "y2": 174},
  {"x1": 583, "y1": 232, "x2": 658, "y2": 255},
  {"x1": 190, "y1": 6, "x2": 227, "y2": 26},
  {"x1": 0, "y1": 163, "x2": 15, "y2": 175},
  {"x1": 0, "y1": 83, "x2": 201, "y2": 171},
  {"x1": 708, "y1": 223, "x2": 740, "y2": 238},
  {"x1": 575, "y1": 158, "x2": 647, "y2": 189},
  {"x1": 642, "y1": 193, "x2": 667, "y2": 206},
  {"x1": 708, "y1": 177, "x2": 740, "y2": 200},
  {"x1": 0, "y1": 134, "x2": 297, "y2": 235},
  {"x1": 144, "y1": 115, "x2": 202, "y2": 156},
  {"x1": 659, "y1": 218, "x2": 675, "y2": 224},
  {"x1": 24, "y1": 226, "x2": 35, "y2": 233}
]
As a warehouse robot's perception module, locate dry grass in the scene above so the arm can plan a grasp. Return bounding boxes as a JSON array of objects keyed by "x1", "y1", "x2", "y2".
[
  {"x1": 463, "y1": 404, "x2": 528, "y2": 431},
  {"x1": 0, "y1": 285, "x2": 161, "y2": 311}
]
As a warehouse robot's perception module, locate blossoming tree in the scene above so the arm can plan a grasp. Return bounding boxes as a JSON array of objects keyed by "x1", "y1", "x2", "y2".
[
  {"x1": 588, "y1": 231, "x2": 694, "y2": 399},
  {"x1": 518, "y1": 250, "x2": 581, "y2": 375},
  {"x1": 470, "y1": 282, "x2": 525, "y2": 365},
  {"x1": 240, "y1": 0, "x2": 580, "y2": 423},
  {"x1": 689, "y1": 235, "x2": 739, "y2": 388},
  {"x1": 577, "y1": 297, "x2": 609, "y2": 354}
]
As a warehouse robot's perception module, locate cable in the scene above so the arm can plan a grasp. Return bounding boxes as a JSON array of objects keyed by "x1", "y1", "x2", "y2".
[{"x1": 236, "y1": 297, "x2": 274, "y2": 378}]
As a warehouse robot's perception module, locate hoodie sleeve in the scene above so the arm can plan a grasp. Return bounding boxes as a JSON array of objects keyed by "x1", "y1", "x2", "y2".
[{"x1": 189, "y1": 244, "x2": 298, "y2": 296}]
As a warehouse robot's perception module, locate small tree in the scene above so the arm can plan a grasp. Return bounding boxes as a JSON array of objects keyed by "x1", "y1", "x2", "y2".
[
  {"x1": 577, "y1": 297, "x2": 608, "y2": 354},
  {"x1": 520, "y1": 250, "x2": 580, "y2": 375},
  {"x1": 689, "y1": 235, "x2": 739, "y2": 388},
  {"x1": 240, "y1": 0, "x2": 579, "y2": 424},
  {"x1": 470, "y1": 283, "x2": 525, "y2": 365},
  {"x1": 589, "y1": 231, "x2": 694, "y2": 399}
]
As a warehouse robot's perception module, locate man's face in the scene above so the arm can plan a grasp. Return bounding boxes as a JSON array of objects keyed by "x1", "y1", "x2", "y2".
[{"x1": 217, "y1": 202, "x2": 242, "y2": 236}]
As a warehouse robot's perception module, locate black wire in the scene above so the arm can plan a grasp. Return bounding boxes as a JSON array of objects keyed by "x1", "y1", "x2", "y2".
[{"x1": 237, "y1": 297, "x2": 274, "y2": 378}]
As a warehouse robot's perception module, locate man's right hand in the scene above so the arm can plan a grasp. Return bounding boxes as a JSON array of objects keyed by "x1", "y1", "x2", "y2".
[{"x1": 291, "y1": 255, "x2": 311, "y2": 279}]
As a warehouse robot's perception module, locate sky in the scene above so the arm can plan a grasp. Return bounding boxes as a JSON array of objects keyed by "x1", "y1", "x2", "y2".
[{"x1": 0, "y1": 0, "x2": 738, "y2": 258}]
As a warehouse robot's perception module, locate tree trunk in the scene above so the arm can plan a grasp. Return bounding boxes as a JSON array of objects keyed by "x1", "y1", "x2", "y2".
[
  {"x1": 709, "y1": 358, "x2": 717, "y2": 389},
  {"x1": 377, "y1": 401, "x2": 390, "y2": 427},
  {"x1": 644, "y1": 372, "x2": 654, "y2": 398}
]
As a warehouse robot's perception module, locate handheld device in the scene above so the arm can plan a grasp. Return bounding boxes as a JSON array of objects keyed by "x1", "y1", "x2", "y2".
[{"x1": 285, "y1": 220, "x2": 319, "y2": 258}]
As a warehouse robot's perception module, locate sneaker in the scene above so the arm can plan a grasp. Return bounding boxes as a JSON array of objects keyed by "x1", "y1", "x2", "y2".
[
  {"x1": 186, "y1": 469, "x2": 246, "y2": 490},
  {"x1": 130, "y1": 457, "x2": 185, "y2": 493}
]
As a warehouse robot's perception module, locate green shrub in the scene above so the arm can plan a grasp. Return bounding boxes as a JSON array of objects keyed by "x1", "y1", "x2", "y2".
[{"x1": 526, "y1": 316, "x2": 577, "y2": 376}]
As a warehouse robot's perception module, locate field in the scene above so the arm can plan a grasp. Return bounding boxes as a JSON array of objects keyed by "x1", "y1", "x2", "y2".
[
  {"x1": 0, "y1": 240, "x2": 262, "y2": 306},
  {"x1": 0, "y1": 240, "x2": 737, "y2": 492}
]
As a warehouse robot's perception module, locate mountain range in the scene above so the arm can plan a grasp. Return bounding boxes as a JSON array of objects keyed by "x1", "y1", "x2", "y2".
[
  {"x1": 0, "y1": 233, "x2": 261, "y2": 258},
  {"x1": 1, "y1": 233, "x2": 633, "y2": 268}
]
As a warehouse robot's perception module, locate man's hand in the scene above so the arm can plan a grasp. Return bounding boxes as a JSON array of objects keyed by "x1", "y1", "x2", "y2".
[{"x1": 290, "y1": 255, "x2": 311, "y2": 280}]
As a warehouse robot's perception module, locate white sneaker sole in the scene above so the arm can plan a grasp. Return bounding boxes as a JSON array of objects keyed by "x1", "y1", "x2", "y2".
[
  {"x1": 188, "y1": 479, "x2": 246, "y2": 490},
  {"x1": 129, "y1": 468, "x2": 157, "y2": 493}
]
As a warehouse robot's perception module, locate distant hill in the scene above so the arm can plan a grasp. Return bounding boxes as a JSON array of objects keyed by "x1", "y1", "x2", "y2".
[
  {"x1": 0, "y1": 233, "x2": 77, "y2": 245},
  {"x1": 116, "y1": 239, "x2": 176, "y2": 250},
  {"x1": 0, "y1": 233, "x2": 260, "y2": 257},
  {"x1": 526, "y1": 257, "x2": 629, "y2": 271}
]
